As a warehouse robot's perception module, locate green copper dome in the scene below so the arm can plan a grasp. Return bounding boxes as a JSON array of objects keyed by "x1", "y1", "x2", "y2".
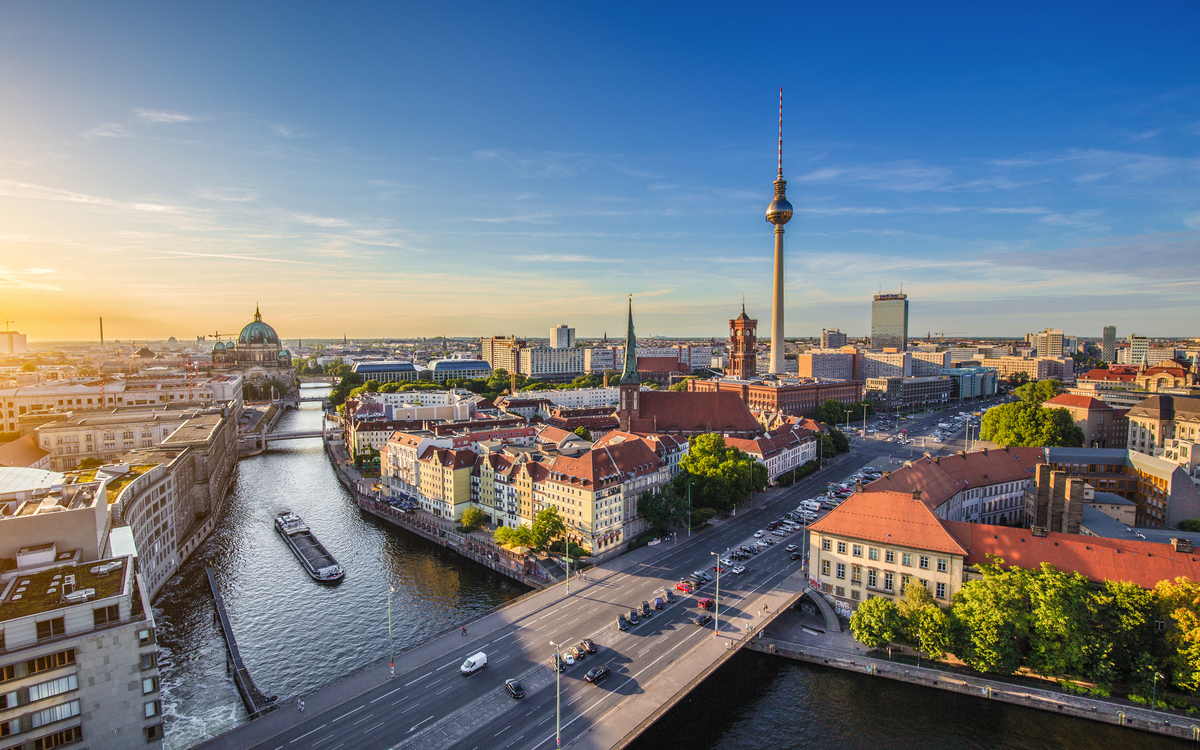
[{"x1": 238, "y1": 306, "x2": 280, "y2": 346}]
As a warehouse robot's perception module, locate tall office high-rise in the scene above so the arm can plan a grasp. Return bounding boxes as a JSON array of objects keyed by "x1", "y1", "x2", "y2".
[
  {"x1": 1127, "y1": 334, "x2": 1150, "y2": 366},
  {"x1": 1102, "y1": 326, "x2": 1116, "y2": 362},
  {"x1": 1034, "y1": 328, "x2": 1064, "y2": 358},
  {"x1": 870, "y1": 293, "x2": 909, "y2": 351},
  {"x1": 821, "y1": 328, "x2": 847, "y2": 349},
  {"x1": 550, "y1": 324, "x2": 575, "y2": 349}
]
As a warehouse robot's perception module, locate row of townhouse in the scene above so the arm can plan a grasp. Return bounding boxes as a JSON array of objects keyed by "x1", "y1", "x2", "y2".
[{"x1": 725, "y1": 423, "x2": 819, "y2": 482}]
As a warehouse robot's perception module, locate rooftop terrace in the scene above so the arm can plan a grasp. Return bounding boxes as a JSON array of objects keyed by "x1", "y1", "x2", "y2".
[{"x1": 0, "y1": 556, "x2": 128, "y2": 623}]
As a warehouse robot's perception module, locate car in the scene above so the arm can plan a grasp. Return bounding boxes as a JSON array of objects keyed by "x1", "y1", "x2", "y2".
[
  {"x1": 584, "y1": 665, "x2": 610, "y2": 684},
  {"x1": 697, "y1": 597, "x2": 715, "y2": 610},
  {"x1": 616, "y1": 614, "x2": 629, "y2": 631},
  {"x1": 772, "y1": 530, "x2": 787, "y2": 537},
  {"x1": 732, "y1": 565, "x2": 746, "y2": 575},
  {"x1": 505, "y1": 678, "x2": 525, "y2": 699},
  {"x1": 460, "y1": 652, "x2": 488, "y2": 675},
  {"x1": 628, "y1": 609, "x2": 639, "y2": 625},
  {"x1": 580, "y1": 638, "x2": 597, "y2": 654},
  {"x1": 765, "y1": 537, "x2": 776, "y2": 545},
  {"x1": 654, "y1": 597, "x2": 665, "y2": 610},
  {"x1": 786, "y1": 544, "x2": 798, "y2": 552},
  {"x1": 562, "y1": 652, "x2": 576, "y2": 666},
  {"x1": 553, "y1": 653, "x2": 567, "y2": 672},
  {"x1": 641, "y1": 601, "x2": 653, "y2": 618},
  {"x1": 568, "y1": 645, "x2": 585, "y2": 661},
  {"x1": 676, "y1": 581, "x2": 693, "y2": 593},
  {"x1": 753, "y1": 530, "x2": 765, "y2": 538},
  {"x1": 693, "y1": 614, "x2": 714, "y2": 627},
  {"x1": 664, "y1": 589, "x2": 677, "y2": 603}
]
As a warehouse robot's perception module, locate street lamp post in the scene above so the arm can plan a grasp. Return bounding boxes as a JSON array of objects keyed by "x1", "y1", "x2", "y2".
[
  {"x1": 387, "y1": 585, "x2": 396, "y2": 679},
  {"x1": 710, "y1": 549, "x2": 726, "y2": 637},
  {"x1": 687, "y1": 482, "x2": 692, "y2": 538},
  {"x1": 1153, "y1": 671, "x2": 1164, "y2": 707},
  {"x1": 549, "y1": 640, "x2": 562, "y2": 749}
]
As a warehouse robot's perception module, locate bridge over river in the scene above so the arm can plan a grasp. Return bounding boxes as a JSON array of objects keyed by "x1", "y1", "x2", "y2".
[{"x1": 195, "y1": 477, "x2": 837, "y2": 750}]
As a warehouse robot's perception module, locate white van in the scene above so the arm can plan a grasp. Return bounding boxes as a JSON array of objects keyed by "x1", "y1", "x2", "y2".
[
  {"x1": 800, "y1": 500, "x2": 821, "y2": 512},
  {"x1": 460, "y1": 652, "x2": 487, "y2": 675}
]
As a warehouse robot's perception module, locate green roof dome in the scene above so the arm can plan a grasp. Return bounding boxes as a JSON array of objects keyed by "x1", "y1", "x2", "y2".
[{"x1": 238, "y1": 306, "x2": 280, "y2": 346}]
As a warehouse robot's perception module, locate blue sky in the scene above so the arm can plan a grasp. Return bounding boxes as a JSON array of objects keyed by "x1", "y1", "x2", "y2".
[{"x1": 1, "y1": 2, "x2": 1198, "y2": 342}]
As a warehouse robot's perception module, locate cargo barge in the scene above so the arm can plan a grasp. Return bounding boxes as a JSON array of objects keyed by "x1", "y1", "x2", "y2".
[{"x1": 274, "y1": 512, "x2": 344, "y2": 583}]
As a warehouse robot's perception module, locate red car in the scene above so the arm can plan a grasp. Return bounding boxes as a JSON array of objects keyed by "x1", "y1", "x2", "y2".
[
  {"x1": 675, "y1": 581, "x2": 693, "y2": 593},
  {"x1": 697, "y1": 598, "x2": 715, "y2": 610}
]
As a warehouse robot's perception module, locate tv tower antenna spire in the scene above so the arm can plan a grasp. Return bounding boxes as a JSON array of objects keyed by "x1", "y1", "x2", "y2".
[{"x1": 777, "y1": 87, "x2": 784, "y2": 179}]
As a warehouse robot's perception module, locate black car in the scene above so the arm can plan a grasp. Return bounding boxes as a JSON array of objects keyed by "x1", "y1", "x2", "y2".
[
  {"x1": 664, "y1": 589, "x2": 676, "y2": 603},
  {"x1": 616, "y1": 615, "x2": 629, "y2": 631},
  {"x1": 641, "y1": 601, "x2": 653, "y2": 617},
  {"x1": 505, "y1": 678, "x2": 525, "y2": 698},
  {"x1": 580, "y1": 638, "x2": 597, "y2": 654},
  {"x1": 628, "y1": 609, "x2": 640, "y2": 625},
  {"x1": 584, "y1": 665, "x2": 610, "y2": 684},
  {"x1": 790, "y1": 551, "x2": 802, "y2": 561},
  {"x1": 693, "y1": 614, "x2": 713, "y2": 627},
  {"x1": 552, "y1": 654, "x2": 567, "y2": 672}
]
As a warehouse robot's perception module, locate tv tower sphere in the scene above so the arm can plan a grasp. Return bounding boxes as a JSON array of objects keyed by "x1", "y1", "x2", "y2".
[{"x1": 766, "y1": 188, "x2": 792, "y2": 225}]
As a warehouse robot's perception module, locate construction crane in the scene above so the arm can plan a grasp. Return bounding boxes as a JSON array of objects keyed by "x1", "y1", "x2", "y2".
[
  {"x1": 1, "y1": 319, "x2": 14, "y2": 332},
  {"x1": 937, "y1": 330, "x2": 969, "y2": 341},
  {"x1": 209, "y1": 331, "x2": 236, "y2": 343}
]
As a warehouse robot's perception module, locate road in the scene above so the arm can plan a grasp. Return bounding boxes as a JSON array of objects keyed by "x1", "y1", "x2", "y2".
[{"x1": 231, "y1": 400, "x2": 1000, "y2": 750}]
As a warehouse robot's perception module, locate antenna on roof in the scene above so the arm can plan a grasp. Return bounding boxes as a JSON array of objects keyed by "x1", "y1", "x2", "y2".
[{"x1": 777, "y1": 87, "x2": 784, "y2": 179}]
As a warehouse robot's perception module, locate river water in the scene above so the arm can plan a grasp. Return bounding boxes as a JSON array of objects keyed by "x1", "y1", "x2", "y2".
[{"x1": 158, "y1": 386, "x2": 1189, "y2": 750}]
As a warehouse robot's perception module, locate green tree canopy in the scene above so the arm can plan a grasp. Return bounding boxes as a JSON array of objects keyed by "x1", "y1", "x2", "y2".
[
  {"x1": 813, "y1": 399, "x2": 875, "y2": 426},
  {"x1": 494, "y1": 525, "x2": 533, "y2": 549},
  {"x1": 1013, "y1": 379, "x2": 1065, "y2": 405},
  {"x1": 459, "y1": 506, "x2": 487, "y2": 532},
  {"x1": 950, "y1": 558, "x2": 1031, "y2": 675},
  {"x1": 897, "y1": 581, "x2": 953, "y2": 660},
  {"x1": 1026, "y1": 564, "x2": 1106, "y2": 679},
  {"x1": 531, "y1": 506, "x2": 567, "y2": 551},
  {"x1": 639, "y1": 486, "x2": 690, "y2": 532},
  {"x1": 572, "y1": 426, "x2": 593, "y2": 441},
  {"x1": 979, "y1": 401, "x2": 1084, "y2": 447},
  {"x1": 849, "y1": 596, "x2": 903, "y2": 652},
  {"x1": 678, "y1": 434, "x2": 768, "y2": 512},
  {"x1": 1155, "y1": 577, "x2": 1200, "y2": 692}
]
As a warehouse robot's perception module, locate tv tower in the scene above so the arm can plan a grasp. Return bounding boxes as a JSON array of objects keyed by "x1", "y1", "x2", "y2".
[{"x1": 765, "y1": 88, "x2": 793, "y2": 375}]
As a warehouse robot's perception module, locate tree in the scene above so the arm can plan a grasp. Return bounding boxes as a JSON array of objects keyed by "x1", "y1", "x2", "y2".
[
  {"x1": 1178, "y1": 519, "x2": 1200, "y2": 533},
  {"x1": 897, "y1": 581, "x2": 953, "y2": 660},
  {"x1": 979, "y1": 401, "x2": 1084, "y2": 447},
  {"x1": 1095, "y1": 580, "x2": 1163, "y2": 687},
  {"x1": 531, "y1": 507, "x2": 567, "y2": 552},
  {"x1": 494, "y1": 525, "x2": 533, "y2": 549},
  {"x1": 20, "y1": 362, "x2": 36, "y2": 372},
  {"x1": 1154, "y1": 577, "x2": 1200, "y2": 692},
  {"x1": 849, "y1": 597, "x2": 903, "y2": 653},
  {"x1": 76, "y1": 457, "x2": 104, "y2": 470},
  {"x1": 1004, "y1": 371, "x2": 1031, "y2": 388},
  {"x1": 1026, "y1": 564, "x2": 1104, "y2": 679},
  {"x1": 572, "y1": 426, "x2": 593, "y2": 441},
  {"x1": 639, "y1": 486, "x2": 690, "y2": 532},
  {"x1": 814, "y1": 399, "x2": 875, "y2": 426},
  {"x1": 670, "y1": 378, "x2": 694, "y2": 392},
  {"x1": 679, "y1": 434, "x2": 768, "y2": 512},
  {"x1": 950, "y1": 558, "x2": 1030, "y2": 675},
  {"x1": 826, "y1": 426, "x2": 850, "y2": 453},
  {"x1": 1013, "y1": 379, "x2": 1065, "y2": 405},
  {"x1": 459, "y1": 506, "x2": 487, "y2": 532}
]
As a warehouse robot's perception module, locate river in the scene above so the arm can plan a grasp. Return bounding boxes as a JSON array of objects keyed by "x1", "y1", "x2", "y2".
[{"x1": 157, "y1": 386, "x2": 1189, "y2": 750}]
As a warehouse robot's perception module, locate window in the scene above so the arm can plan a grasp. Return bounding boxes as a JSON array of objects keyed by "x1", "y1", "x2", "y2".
[
  {"x1": 28, "y1": 675, "x2": 78, "y2": 703},
  {"x1": 885, "y1": 550, "x2": 895, "y2": 564},
  {"x1": 821, "y1": 560, "x2": 830, "y2": 576},
  {"x1": 852, "y1": 544, "x2": 862, "y2": 557},
  {"x1": 884, "y1": 571, "x2": 894, "y2": 592},
  {"x1": 30, "y1": 699, "x2": 80, "y2": 728},
  {"x1": 919, "y1": 556, "x2": 930, "y2": 570},
  {"x1": 93, "y1": 605, "x2": 120, "y2": 629},
  {"x1": 837, "y1": 541, "x2": 847, "y2": 554},
  {"x1": 901, "y1": 553, "x2": 912, "y2": 567},
  {"x1": 851, "y1": 565, "x2": 862, "y2": 584},
  {"x1": 867, "y1": 569, "x2": 877, "y2": 588},
  {"x1": 836, "y1": 563, "x2": 845, "y2": 579},
  {"x1": 868, "y1": 548, "x2": 879, "y2": 561},
  {"x1": 36, "y1": 618, "x2": 65, "y2": 641},
  {"x1": 140, "y1": 653, "x2": 156, "y2": 670},
  {"x1": 936, "y1": 582, "x2": 947, "y2": 599},
  {"x1": 145, "y1": 724, "x2": 163, "y2": 742},
  {"x1": 34, "y1": 725, "x2": 82, "y2": 750},
  {"x1": 821, "y1": 538, "x2": 831, "y2": 551},
  {"x1": 937, "y1": 558, "x2": 948, "y2": 573},
  {"x1": 26, "y1": 650, "x2": 74, "y2": 677},
  {"x1": 835, "y1": 586, "x2": 845, "y2": 597},
  {"x1": 142, "y1": 676, "x2": 158, "y2": 695},
  {"x1": 144, "y1": 699, "x2": 161, "y2": 718},
  {"x1": 850, "y1": 589, "x2": 860, "y2": 601}
]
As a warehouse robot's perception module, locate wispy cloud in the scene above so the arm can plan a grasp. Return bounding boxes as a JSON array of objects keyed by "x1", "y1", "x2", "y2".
[
  {"x1": 143, "y1": 250, "x2": 328, "y2": 266},
  {"x1": 0, "y1": 266, "x2": 61, "y2": 291},
  {"x1": 292, "y1": 214, "x2": 347, "y2": 227},
  {"x1": 134, "y1": 108, "x2": 202, "y2": 123},
  {"x1": 514, "y1": 254, "x2": 601, "y2": 263},
  {"x1": 474, "y1": 149, "x2": 595, "y2": 179},
  {"x1": 0, "y1": 179, "x2": 190, "y2": 215},
  {"x1": 196, "y1": 188, "x2": 260, "y2": 202},
  {"x1": 82, "y1": 122, "x2": 131, "y2": 139}
]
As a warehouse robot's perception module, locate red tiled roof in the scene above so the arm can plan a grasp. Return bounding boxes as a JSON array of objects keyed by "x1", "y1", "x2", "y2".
[
  {"x1": 636, "y1": 356, "x2": 684, "y2": 373},
  {"x1": 0, "y1": 435, "x2": 49, "y2": 468},
  {"x1": 546, "y1": 436, "x2": 662, "y2": 490},
  {"x1": 863, "y1": 447, "x2": 1045, "y2": 511},
  {"x1": 1080, "y1": 369, "x2": 1134, "y2": 382},
  {"x1": 808, "y1": 490, "x2": 968, "y2": 556},
  {"x1": 418, "y1": 446, "x2": 477, "y2": 469},
  {"x1": 628, "y1": 391, "x2": 761, "y2": 435},
  {"x1": 1044, "y1": 394, "x2": 1112, "y2": 411},
  {"x1": 944, "y1": 521, "x2": 1200, "y2": 589}
]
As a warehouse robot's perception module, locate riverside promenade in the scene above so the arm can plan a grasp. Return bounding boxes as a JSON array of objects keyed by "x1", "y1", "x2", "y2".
[{"x1": 751, "y1": 599, "x2": 1200, "y2": 742}]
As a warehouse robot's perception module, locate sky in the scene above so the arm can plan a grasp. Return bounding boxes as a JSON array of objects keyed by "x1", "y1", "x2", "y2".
[{"x1": 1, "y1": 2, "x2": 1198, "y2": 343}]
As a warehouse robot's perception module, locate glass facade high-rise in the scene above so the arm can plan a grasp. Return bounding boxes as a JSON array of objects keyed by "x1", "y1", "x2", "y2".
[
  {"x1": 1102, "y1": 326, "x2": 1116, "y2": 362},
  {"x1": 871, "y1": 293, "x2": 909, "y2": 351}
]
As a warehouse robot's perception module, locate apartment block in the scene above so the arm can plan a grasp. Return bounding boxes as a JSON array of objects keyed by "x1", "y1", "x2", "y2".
[
  {"x1": 518, "y1": 347, "x2": 585, "y2": 380},
  {"x1": 480, "y1": 336, "x2": 526, "y2": 374},
  {"x1": 861, "y1": 351, "x2": 911, "y2": 379},
  {"x1": 864, "y1": 376, "x2": 952, "y2": 414},
  {"x1": 549, "y1": 325, "x2": 575, "y2": 349},
  {"x1": 820, "y1": 328, "x2": 848, "y2": 349}
]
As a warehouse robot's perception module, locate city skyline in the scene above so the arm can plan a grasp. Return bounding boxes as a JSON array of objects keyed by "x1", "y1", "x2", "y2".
[{"x1": 2, "y1": 3, "x2": 1199, "y2": 341}]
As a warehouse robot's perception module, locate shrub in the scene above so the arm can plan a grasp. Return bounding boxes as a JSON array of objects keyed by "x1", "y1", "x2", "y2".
[
  {"x1": 1178, "y1": 519, "x2": 1200, "y2": 533},
  {"x1": 1128, "y1": 694, "x2": 1148, "y2": 705}
]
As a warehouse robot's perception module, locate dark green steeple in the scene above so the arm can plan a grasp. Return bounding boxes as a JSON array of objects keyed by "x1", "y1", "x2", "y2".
[{"x1": 619, "y1": 295, "x2": 639, "y2": 385}]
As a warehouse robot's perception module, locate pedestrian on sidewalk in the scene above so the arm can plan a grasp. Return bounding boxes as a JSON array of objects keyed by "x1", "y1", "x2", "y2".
[
  {"x1": 461, "y1": 626, "x2": 467, "y2": 636},
  {"x1": 297, "y1": 699, "x2": 305, "y2": 712}
]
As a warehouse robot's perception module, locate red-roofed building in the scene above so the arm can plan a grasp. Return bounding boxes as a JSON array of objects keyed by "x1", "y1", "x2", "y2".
[
  {"x1": 725, "y1": 424, "x2": 818, "y2": 482},
  {"x1": 1077, "y1": 368, "x2": 1136, "y2": 390},
  {"x1": 1042, "y1": 393, "x2": 1129, "y2": 449},
  {"x1": 417, "y1": 446, "x2": 477, "y2": 519},
  {"x1": 617, "y1": 389, "x2": 763, "y2": 438}
]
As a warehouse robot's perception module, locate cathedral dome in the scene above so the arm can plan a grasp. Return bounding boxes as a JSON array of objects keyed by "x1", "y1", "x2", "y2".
[{"x1": 238, "y1": 306, "x2": 280, "y2": 346}]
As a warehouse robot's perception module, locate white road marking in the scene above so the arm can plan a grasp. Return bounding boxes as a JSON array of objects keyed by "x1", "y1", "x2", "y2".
[
  {"x1": 332, "y1": 705, "x2": 364, "y2": 722},
  {"x1": 402, "y1": 671, "x2": 434, "y2": 687},
  {"x1": 493, "y1": 725, "x2": 511, "y2": 737},
  {"x1": 371, "y1": 685, "x2": 406, "y2": 703},
  {"x1": 289, "y1": 723, "x2": 326, "y2": 743},
  {"x1": 408, "y1": 716, "x2": 434, "y2": 733}
]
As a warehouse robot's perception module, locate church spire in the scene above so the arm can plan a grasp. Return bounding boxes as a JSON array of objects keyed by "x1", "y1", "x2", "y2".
[
  {"x1": 618, "y1": 295, "x2": 639, "y2": 385},
  {"x1": 254, "y1": 302, "x2": 262, "y2": 322}
]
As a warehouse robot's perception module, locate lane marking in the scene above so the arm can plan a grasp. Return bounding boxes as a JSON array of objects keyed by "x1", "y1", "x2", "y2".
[
  {"x1": 288, "y1": 723, "x2": 326, "y2": 743},
  {"x1": 365, "y1": 721, "x2": 385, "y2": 733},
  {"x1": 352, "y1": 714, "x2": 372, "y2": 726},
  {"x1": 402, "y1": 671, "x2": 434, "y2": 687},
  {"x1": 332, "y1": 705, "x2": 364, "y2": 722},
  {"x1": 493, "y1": 725, "x2": 512, "y2": 737},
  {"x1": 408, "y1": 715, "x2": 434, "y2": 733},
  {"x1": 371, "y1": 685, "x2": 406, "y2": 703}
]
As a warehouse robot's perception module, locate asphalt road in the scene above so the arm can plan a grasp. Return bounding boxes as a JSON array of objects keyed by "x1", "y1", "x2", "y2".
[{"x1": 249, "y1": 400, "x2": 1002, "y2": 750}]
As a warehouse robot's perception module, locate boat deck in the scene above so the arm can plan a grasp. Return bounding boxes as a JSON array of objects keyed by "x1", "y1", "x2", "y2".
[{"x1": 289, "y1": 530, "x2": 339, "y2": 571}]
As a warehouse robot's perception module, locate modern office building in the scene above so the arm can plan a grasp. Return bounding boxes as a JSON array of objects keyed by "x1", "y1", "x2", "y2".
[
  {"x1": 1126, "y1": 335, "x2": 1150, "y2": 366},
  {"x1": 1033, "y1": 328, "x2": 1065, "y2": 359},
  {"x1": 863, "y1": 375, "x2": 952, "y2": 414},
  {"x1": 549, "y1": 325, "x2": 575, "y2": 349},
  {"x1": 518, "y1": 347, "x2": 585, "y2": 381},
  {"x1": 0, "y1": 330, "x2": 28, "y2": 354},
  {"x1": 940, "y1": 367, "x2": 998, "y2": 401},
  {"x1": 820, "y1": 328, "x2": 847, "y2": 349},
  {"x1": 861, "y1": 351, "x2": 911, "y2": 379},
  {"x1": 425, "y1": 359, "x2": 492, "y2": 383},
  {"x1": 912, "y1": 350, "x2": 951, "y2": 376},
  {"x1": 796, "y1": 350, "x2": 856, "y2": 381},
  {"x1": 479, "y1": 336, "x2": 526, "y2": 374},
  {"x1": 350, "y1": 361, "x2": 421, "y2": 384},
  {"x1": 1102, "y1": 326, "x2": 1117, "y2": 363},
  {"x1": 870, "y1": 293, "x2": 909, "y2": 351}
]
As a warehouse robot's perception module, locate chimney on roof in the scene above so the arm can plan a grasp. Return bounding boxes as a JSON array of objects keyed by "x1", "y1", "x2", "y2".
[
  {"x1": 982, "y1": 447, "x2": 988, "y2": 455},
  {"x1": 912, "y1": 489, "x2": 921, "y2": 501},
  {"x1": 933, "y1": 456, "x2": 940, "y2": 464},
  {"x1": 1172, "y1": 538, "x2": 1195, "y2": 554},
  {"x1": 1031, "y1": 525, "x2": 1048, "y2": 537},
  {"x1": 882, "y1": 471, "x2": 890, "y2": 479},
  {"x1": 855, "y1": 481, "x2": 863, "y2": 493}
]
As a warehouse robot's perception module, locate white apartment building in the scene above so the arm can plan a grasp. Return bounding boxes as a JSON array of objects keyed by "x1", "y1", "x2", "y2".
[
  {"x1": 518, "y1": 347, "x2": 585, "y2": 379},
  {"x1": 1033, "y1": 328, "x2": 1065, "y2": 359},
  {"x1": 382, "y1": 432, "x2": 452, "y2": 501},
  {"x1": 550, "y1": 325, "x2": 575, "y2": 349},
  {"x1": 511, "y1": 388, "x2": 618, "y2": 409},
  {"x1": 35, "y1": 409, "x2": 198, "y2": 472},
  {"x1": 584, "y1": 348, "x2": 616, "y2": 373},
  {"x1": 861, "y1": 351, "x2": 912, "y2": 379},
  {"x1": 912, "y1": 350, "x2": 951, "y2": 377}
]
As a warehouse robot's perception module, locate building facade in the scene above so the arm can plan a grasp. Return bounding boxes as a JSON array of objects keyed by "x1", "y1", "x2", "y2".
[
  {"x1": 550, "y1": 325, "x2": 575, "y2": 349},
  {"x1": 820, "y1": 328, "x2": 848, "y2": 349},
  {"x1": 480, "y1": 336, "x2": 527, "y2": 374},
  {"x1": 1042, "y1": 394, "x2": 1129, "y2": 449},
  {"x1": 687, "y1": 378, "x2": 863, "y2": 420},
  {"x1": 728, "y1": 307, "x2": 757, "y2": 380},
  {"x1": 1102, "y1": 326, "x2": 1117, "y2": 363},
  {"x1": 870, "y1": 293, "x2": 909, "y2": 351},
  {"x1": 863, "y1": 376, "x2": 952, "y2": 414}
]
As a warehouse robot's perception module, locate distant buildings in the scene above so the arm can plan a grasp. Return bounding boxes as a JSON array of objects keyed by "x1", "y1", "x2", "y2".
[
  {"x1": 425, "y1": 359, "x2": 491, "y2": 383},
  {"x1": 0, "y1": 330, "x2": 28, "y2": 354},
  {"x1": 1102, "y1": 325, "x2": 1117, "y2": 362},
  {"x1": 1031, "y1": 328, "x2": 1064, "y2": 358},
  {"x1": 688, "y1": 377, "x2": 863, "y2": 419},
  {"x1": 820, "y1": 328, "x2": 847, "y2": 349},
  {"x1": 480, "y1": 336, "x2": 526, "y2": 373},
  {"x1": 796, "y1": 349, "x2": 856, "y2": 381},
  {"x1": 1041, "y1": 393, "x2": 1128, "y2": 449},
  {"x1": 870, "y1": 292, "x2": 909, "y2": 351},
  {"x1": 549, "y1": 325, "x2": 575, "y2": 349},
  {"x1": 1126, "y1": 394, "x2": 1200, "y2": 476},
  {"x1": 976, "y1": 355, "x2": 1073, "y2": 383},
  {"x1": 864, "y1": 375, "x2": 952, "y2": 414},
  {"x1": 209, "y1": 306, "x2": 297, "y2": 397}
]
